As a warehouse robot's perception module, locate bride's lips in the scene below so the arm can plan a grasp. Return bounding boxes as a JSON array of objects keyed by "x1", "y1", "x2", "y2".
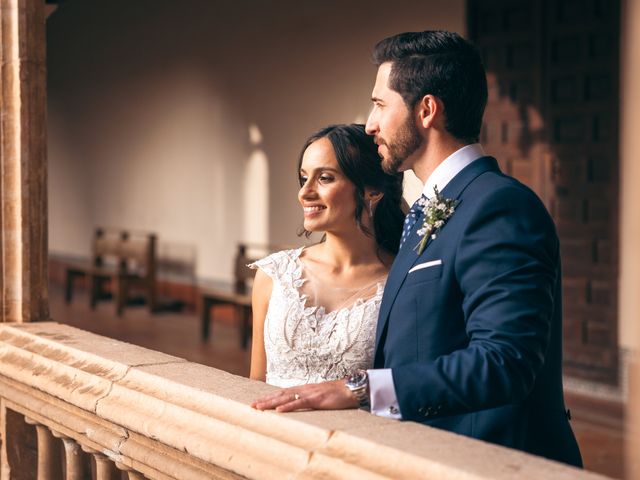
[{"x1": 303, "y1": 205, "x2": 326, "y2": 217}]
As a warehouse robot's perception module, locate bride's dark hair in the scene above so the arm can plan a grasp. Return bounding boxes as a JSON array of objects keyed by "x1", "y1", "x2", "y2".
[{"x1": 297, "y1": 124, "x2": 405, "y2": 254}]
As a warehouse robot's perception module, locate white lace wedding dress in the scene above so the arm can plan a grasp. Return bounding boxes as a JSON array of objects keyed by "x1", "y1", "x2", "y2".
[{"x1": 250, "y1": 247, "x2": 386, "y2": 388}]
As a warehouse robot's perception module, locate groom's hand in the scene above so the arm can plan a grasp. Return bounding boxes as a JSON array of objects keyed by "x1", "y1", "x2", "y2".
[{"x1": 251, "y1": 379, "x2": 359, "y2": 412}]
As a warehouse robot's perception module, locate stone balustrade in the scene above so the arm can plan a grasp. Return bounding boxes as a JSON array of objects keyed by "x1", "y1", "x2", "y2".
[{"x1": 0, "y1": 322, "x2": 610, "y2": 479}]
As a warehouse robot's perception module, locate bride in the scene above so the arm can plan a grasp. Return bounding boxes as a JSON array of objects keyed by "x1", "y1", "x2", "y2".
[{"x1": 249, "y1": 124, "x2": 404, "y2": 391}]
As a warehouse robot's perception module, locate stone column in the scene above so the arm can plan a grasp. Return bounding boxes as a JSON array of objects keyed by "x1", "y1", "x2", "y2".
[
  {"x1": 628, "y1": 359, "x2": 639, "y2": 479},
  {"x1": 0, "y1": 0, "x2": 49, "y2": 323},
  {"x1": 621, "y1": 0, "x2": 640, "y2": 478}
]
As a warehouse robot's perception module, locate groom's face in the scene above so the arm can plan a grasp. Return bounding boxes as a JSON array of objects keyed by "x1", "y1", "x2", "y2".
[{"x1": 365, "y1": 62, "x2": 423, "y2": 174}]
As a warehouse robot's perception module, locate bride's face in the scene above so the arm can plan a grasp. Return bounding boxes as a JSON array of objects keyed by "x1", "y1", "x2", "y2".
[{"x1": 298, "y1": 138, "x2": 357, "y2": 234}]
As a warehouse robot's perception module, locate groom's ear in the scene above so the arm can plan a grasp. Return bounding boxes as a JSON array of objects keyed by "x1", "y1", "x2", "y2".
[{"x1": 417, "y1": 94, "x2": 442, "y2": 129}]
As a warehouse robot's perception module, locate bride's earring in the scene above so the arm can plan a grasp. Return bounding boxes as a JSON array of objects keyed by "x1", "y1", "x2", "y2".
[{"x1": 368, "y1": 200, "x2": 374, "y2": 218}]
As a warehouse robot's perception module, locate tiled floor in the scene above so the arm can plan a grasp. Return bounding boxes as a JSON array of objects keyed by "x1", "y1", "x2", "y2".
[{"x1": 49, "y1": 285, "x2": 626, "y2": 478}]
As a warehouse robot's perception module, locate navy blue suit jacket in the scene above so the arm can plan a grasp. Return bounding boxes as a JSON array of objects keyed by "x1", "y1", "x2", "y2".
[{"x1": 375, "y1": 157, "x2": 582, "y2": 467}]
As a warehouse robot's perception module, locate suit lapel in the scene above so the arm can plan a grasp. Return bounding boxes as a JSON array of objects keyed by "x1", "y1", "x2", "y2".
[{"x1": 375, "y1": 156, "x2": 501, "y2": 352}]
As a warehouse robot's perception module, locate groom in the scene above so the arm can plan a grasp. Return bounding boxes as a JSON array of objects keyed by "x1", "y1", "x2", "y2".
[{"x1": 253, "y1": 30, "x2": 582, "y2": 467}]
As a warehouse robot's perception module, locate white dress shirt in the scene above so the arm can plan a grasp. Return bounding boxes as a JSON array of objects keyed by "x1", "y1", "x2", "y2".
[{"x1": 368, "y1": 143, "x2": 486, "y2": 419}]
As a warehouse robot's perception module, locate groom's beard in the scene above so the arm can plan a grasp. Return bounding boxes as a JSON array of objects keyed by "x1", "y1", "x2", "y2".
[{"x1": 379, "y1": 114, "x2": 423, "y2": 174}]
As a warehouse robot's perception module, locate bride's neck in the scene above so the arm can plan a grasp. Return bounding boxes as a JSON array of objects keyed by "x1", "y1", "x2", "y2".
[{"x1": 319, "y1": 231, "x2": 381, "y2": 270}]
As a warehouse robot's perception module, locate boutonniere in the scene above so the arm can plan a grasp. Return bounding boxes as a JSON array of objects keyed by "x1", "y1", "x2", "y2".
[{"x1": 415, "y1": 186, "x2": 458, "y2": 254}]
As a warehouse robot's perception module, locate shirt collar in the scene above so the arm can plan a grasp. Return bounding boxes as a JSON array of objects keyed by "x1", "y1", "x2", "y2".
[{"x1": 423, "y1": 143, "x2": 485, "y2": 198}]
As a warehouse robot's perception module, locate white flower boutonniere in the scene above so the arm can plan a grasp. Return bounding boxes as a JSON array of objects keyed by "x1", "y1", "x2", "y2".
[{"x1": 415, "y1": 186, "x2": 458, "y2": 254}]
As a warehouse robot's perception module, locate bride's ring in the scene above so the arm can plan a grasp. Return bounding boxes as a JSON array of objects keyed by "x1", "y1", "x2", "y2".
[{"x1": 294, "y1": 393, "x2": 301, "y2": 401}]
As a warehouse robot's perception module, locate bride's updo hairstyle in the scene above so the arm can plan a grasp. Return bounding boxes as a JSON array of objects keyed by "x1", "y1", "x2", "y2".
[{"x1": 297, "y1": 124, "x2": 405, "y2": 254}]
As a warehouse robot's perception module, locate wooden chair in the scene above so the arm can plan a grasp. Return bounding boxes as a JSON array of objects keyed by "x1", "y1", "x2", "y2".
[
  {"x1": 65, "y1": 228, "x2": 157, "y2": 316},
  {"x1": 200, "y1": 243, "x2": 277, "y2": 349}
]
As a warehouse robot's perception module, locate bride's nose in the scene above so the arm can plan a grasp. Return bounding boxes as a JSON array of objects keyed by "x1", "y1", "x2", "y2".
[{"x1": 298, "y1": 179, "x2": 317, "y2": 202}]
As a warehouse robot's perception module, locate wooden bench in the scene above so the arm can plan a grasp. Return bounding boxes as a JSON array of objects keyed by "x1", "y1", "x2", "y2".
[
  {"x1": 200, "y1": 243, "x2": 281, "y2": 349},
  {"x1": 64, "y1": 228, "x2": 157, "y2": 316}
]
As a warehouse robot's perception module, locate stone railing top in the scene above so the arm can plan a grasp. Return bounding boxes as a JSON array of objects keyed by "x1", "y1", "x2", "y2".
[{"x1": 0, "y1": 322, "x2": 609, "y2": 479}]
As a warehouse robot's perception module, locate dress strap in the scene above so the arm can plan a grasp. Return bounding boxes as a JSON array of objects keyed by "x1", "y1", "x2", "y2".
[{"x1": 248, "y1": 247, "x2": 305, "y2": 286}]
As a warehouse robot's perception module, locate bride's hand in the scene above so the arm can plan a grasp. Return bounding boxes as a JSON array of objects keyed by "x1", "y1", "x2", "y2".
[{"x1": 251, "y1": 380, "x2": 359, "y2": 412}]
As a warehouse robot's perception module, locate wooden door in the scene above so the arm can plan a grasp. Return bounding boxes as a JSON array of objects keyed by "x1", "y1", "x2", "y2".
[{"x1": 468, "y1": 0, "x2": 620, "y2": 384}]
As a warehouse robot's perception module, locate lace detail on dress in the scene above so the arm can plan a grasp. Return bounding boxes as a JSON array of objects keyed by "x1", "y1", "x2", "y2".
[{"x1": 249, "y1": 248, "x2": 385, "y2": 388}]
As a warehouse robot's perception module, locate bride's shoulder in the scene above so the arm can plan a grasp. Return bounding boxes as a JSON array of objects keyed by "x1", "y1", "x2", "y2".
[
  {"x1": 272, "y1": 246, "x2": 306, "y2": 262},
  {"x1": 248, "y1": 246, "x2": 304, "y2": 276},
  {"x1": 297, "y1": 243, "x2": 323, "y2": 260}
]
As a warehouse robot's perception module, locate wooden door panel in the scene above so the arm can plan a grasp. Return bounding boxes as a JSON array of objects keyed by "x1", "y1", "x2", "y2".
[{"x1": 469, "y1": 0, "x2": 620, "y2": 383}]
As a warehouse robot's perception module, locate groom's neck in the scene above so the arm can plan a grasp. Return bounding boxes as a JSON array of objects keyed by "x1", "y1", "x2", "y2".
[{"x1": 413, "y1": 134, "x2": 468, "y2": 184}]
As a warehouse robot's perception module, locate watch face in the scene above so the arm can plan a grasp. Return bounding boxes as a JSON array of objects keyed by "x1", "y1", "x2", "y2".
[
  {"x1": 348, "y1": 370, "x2": 367, "y2": 388},
  {"x1": 347, "y1": 370, "x2": 370, "y2": 408}
]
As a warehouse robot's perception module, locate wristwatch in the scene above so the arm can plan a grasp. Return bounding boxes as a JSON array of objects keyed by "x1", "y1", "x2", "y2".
[{"x1": 346, "y1": 369, "x2": 370, "y2": 409}]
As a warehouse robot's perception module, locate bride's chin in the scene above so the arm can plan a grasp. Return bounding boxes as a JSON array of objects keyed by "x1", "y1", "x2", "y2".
[{"x1": 303, "y1": 221, "x2": 319, "y2": 232}]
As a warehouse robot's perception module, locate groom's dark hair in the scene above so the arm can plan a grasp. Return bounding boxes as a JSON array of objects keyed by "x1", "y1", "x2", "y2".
[{"x1": 372, "y1": 30, "x2": 488, "y2": 144}]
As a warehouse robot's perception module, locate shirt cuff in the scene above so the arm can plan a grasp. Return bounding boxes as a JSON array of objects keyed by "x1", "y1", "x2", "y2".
[{"x1": 367, "y1": 368, "x2": 402, "y2": 419}]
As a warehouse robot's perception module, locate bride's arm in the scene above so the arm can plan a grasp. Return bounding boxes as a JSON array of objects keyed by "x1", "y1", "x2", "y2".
[{"x1": 249, "y1": 269, "x2": 272, "y2": 381}]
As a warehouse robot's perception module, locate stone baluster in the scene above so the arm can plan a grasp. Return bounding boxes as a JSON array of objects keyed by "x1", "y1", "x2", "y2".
[
  {"x1": 81, "y1": 446, "x2": 119, "y2": 480},
  {"x1": 49, "y1": 431, "x2": 86, "y2": 480},
  {"x1": 24, "y1": 417, "x2": 63, "y2": 480},
  {"x1": 116, "y1": 462, "x2": 146, "y2": 479},
  {"x1": 95, "y1": 453, "x2": 119, "y2": 480}
]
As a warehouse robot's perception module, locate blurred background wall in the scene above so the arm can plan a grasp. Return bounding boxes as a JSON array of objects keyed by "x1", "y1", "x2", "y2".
[{"x1": 47, "y1": 0, "x2": 463, "y2": 282}]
